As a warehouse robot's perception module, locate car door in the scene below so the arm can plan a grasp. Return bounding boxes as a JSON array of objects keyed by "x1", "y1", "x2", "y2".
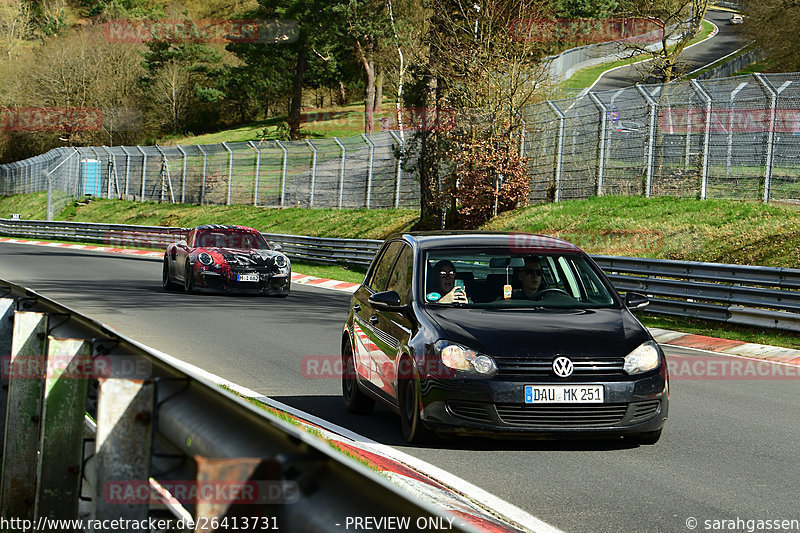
[
  {"x1": 371, "y1": 243, "x2": 414, "y2": 401},
  {"x1": 351, "y1": 241, "x2": 404, "y2": 393}
]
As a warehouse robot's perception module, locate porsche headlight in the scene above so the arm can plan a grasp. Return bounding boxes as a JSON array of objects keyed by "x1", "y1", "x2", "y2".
[
  {"x1": 434, "y1": 340, "x2": 497, "y2": 376},
  {"x1": 623, "y1": 340, "x2": 661, "y2": 375},
  {"x1": 274, "y1": 254, "x2": 288, "y2": 269},
  {"x1": 198, "y1": 252, "x2": 214, "y2": 266}
]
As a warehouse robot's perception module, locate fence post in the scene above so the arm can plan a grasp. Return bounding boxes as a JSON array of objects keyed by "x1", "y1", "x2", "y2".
[
  {"x1": 636, "y1": 84, "x2": 657, "y2": 198},
  {"x1": 589, "y1": 92, "x2": 607, "y2": 196},
  {"x1": 519, "y1": 117, "x2": 527, "y2": 158},
  {"x1": 691, "y1": 80, "x2": 712, "y2": 200},
  {"x1": 222, "y1": 142, "x2": 234, "y2": 205},
  {"x1": 334, "y1": 137, "x2": 346, "y2": 208},
  {"x1": 101, "y1": 146, "x2": 115, "y2": 199},
  {"x1": 389, "y1": 131, "x2": 404, "y2": 208},
  {"x1": 361, "y1": 134, "x2": 375, "y2": 208},
  {"x1": 755, "y1": 74, "x2": 786, "y2": 204},
  {"x1": 275, "y1": 140, "x2": 288, "y2": 208},
  {"x1": 197, "y1": 145, "x2": 208, "y2": 205},
  {"x1": 726, "y1": 82, "x2": 748, "y2": 180},
  {"x1": 176, "y1": 144, "x2": 187, "y2": 204},
  {"x1": 136, "y1": 145, "x2": 147, "y2": 202},
  {"x1": 248, "y1": 141, "x2": 262, "y2": 206},
  {"x1": 305, "y1": 140, "x2": 317, "y2": 207},
  {"x1": 547, "y1": 101, "x2": 565, "y2": 202},
  {"x1": 120, "y1": 146, "x2": 131, "y2": 200}
]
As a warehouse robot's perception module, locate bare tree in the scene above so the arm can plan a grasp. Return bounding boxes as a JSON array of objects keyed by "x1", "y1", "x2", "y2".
[
  {"x1": 0, "y1": 0, "x2": 33, "y2": 60},
  {"x1": 741, "y1": 0, "x2": 797, "y2": 70}
]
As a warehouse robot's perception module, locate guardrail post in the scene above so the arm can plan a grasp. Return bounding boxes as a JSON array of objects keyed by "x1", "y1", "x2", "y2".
[
  {"x1": 305, "y1": 140, "x2": 317, "y2": 207},
  {"x1": 91, "y1": 377, "x2": 154, "y2": 523},
  {"x1": 0, "y1": 311, "x2": 48, "y2": 522},
  {"x1": 0, "y1": 299, "x2": 14, "y2": 454},
  {"x1": 198, "y1": 145, "x2": 208, "y2": 205},
  {"x1": 176, "y1": 144, "x2": 187, "y2": 204},
  {"x1": 589, "y1": 93, "x2": 607, "y2": 196},
  {"x1": 136, "y1": 146, "x2": 147, "y2": 202},
  {"x1": 361, "y1": 134, "x2": 375, "y2": 208},
  {"x1": 636, "y1": 85, "x2": 657, "y2": 198},
  {"x1": 248, "y1": 141, "x2": 262, "y2": 206},
  {"x1": 755, "y1": 74, "x2": 789, "y2": 203},
  {"x1": 333, "y1": 137, "x2": 346, "y2": 208},
  {"x1": 275, "y1": 140, "x2": 288, "y2": 208},
  {"x1": 691, "y1": 80, "x2": 712, "y2": 200},
  {"x1": 388, "y1": 131, "x2": 404, "y2": 208},
  {"x1": 34, "y1": 338, "x2": 90, "y2": 520},
  {"x1": 547, "y1": 101, "x2": 565, "y2": 202},
  {"x1": 222, "y1": 142, "x2": 234, "y2": 205}
]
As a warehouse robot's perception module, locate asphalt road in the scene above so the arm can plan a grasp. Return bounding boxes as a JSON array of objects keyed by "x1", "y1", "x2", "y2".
[
  {"x1": 0, "y1": 242, "x2": 798, "y2": 533},
  {"x1": 592, "y1": 9, "x2": 747, "y2": 90}
]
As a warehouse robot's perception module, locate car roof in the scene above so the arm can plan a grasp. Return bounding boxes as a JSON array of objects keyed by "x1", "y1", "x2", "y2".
[
  {"x1": 395, "y1": 231, "x2": 583, "y2": 253},
  {"x1": 193, "y1": 224, "x2": 257, "y2": 232}
]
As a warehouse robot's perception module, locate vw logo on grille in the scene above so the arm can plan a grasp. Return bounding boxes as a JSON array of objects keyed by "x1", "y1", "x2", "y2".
[{"x1": 552, "y1": 356, "x2": 574, "y2": 378}]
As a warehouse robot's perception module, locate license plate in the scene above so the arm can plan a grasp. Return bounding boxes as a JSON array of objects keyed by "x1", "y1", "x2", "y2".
[
  {"x1": 237, "y1": 273, "x2": 259, "y2": 282},
  {"x1": 524, "y1": 385, "x2": 604, "y2": 404}
]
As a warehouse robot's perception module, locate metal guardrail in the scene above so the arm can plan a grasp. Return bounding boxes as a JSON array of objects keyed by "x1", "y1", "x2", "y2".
[
  {"x1": 1, "y1": 218, "x2": 799, "y2": 332},
  {"x1": 0, "y1": 280, "x2": 485, "y2": 532}
]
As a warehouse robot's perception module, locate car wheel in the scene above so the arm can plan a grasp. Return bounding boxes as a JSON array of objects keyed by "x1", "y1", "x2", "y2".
[
  {"x1": 632, "y1": 429, "x2": 662, "y2": 445},
  {"x1": 400, "y1": 370, "x2": 430, "y2": 444},
  {"x1": 162, "y1": 258, "x2": 176, "y2": 291},
  {"x1": 342, "y1": 342, "x2": 374, "y2": 414},
  {"x1": 183, "y1": 260, "x2": 194, "y2": 293}
]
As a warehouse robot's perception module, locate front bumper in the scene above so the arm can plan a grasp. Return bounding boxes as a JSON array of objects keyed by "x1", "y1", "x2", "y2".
[
  {"x1": 419, "y1": 370, "x2": 668, "y2": 438},
  {"x1": 197, "y1": 270, "x2": 290, "y2": 295}
]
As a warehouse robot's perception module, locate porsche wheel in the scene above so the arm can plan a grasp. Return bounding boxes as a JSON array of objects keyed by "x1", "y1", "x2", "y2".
[
  {"x1": 342, "y1": 341, "x2": 374, "y2": 414},
  {"x1": 183, "y1": 260, "x2": 194, "y2": 293}
]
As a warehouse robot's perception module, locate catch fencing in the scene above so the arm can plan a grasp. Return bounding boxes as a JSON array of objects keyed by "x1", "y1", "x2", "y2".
[
  {"x1": 2, "y1": 218, "x2": 799, "y2": 332},
  {"x1": 5, "y1": 73, "x2": 800, "y2": 216}
]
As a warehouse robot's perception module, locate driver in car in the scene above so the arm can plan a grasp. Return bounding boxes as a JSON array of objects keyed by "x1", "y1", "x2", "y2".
[
  {"x1": 432, "y1": 260, "x2": 469, "y2": 304},
  {"x1": 513, "y1": 256, "x2": 545, "y2": 299}
]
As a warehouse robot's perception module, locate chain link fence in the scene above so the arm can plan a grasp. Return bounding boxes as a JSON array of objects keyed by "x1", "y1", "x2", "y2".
[{"x1": 3, "y1": 73, "x2": 800, "y2": 218}]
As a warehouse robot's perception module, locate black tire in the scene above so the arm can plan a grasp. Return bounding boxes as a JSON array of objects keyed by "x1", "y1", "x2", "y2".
[
  {"x1": 342, "y1": 342, "x2": 374, "y2": 414},
  {"x1": 632, "y1": 429, "x2": 662, "y2": 445},
  {"x1": 399, "y1": 368, "x2": 431, "y2": 444},
  {"x1": 162, "y1": 258, "x2": 177, "y2": 291},
  {"x1": 183, "y1": 260, "x2": 194, "y2": 293}
]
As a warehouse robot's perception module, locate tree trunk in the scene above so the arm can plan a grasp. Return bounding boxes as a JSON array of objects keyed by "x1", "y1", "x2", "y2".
[
  {"x1": 415, "y1": 73, "x2": 440, "y2": 230},
  {"x1": 356, "y1": 39, "x2": 376, "y2": 134},
  {"x1": 338, "y1": 80, "x2": 347, "y2": 105},
  {"x1": 288, "y1": 46, "x2": 307, "y2": 140},
  {"x1": 374, "y1": 68, "x2": 383, "y2": 113}
]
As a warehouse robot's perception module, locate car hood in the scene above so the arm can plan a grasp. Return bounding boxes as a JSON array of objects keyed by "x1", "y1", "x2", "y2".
[
  {"x1": 423, "y1": 306, "x2": 649, "y2": 359},
  {"x1": 204, "y1": 248, "x2": 279, "y2": 268}
]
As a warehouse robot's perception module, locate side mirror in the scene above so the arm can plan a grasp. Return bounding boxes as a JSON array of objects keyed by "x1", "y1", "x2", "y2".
[
  {"x1": 625, "y1": 292, "x2": 650, "y2": 310},
  {"x1": 369, "y1": 290, "x2": 405, "y2": 311},
  {"x1": 269, "y1": 241, "x2": 283, "y2": 251}
]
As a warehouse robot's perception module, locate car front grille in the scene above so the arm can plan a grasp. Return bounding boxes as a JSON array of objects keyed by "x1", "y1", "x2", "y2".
[
  {"x1": 495, "y1": 403, "x2": 628, "y2": 427},
  {"x1": 446, "y1": 401, "x2": 494, "y2": 424},
  {"x1": 493, "y1": 357, "x2": 625, "y2": 377}
]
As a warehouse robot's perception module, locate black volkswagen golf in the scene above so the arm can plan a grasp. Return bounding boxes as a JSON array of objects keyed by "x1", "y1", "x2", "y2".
[{"x1": 341, "y1": 232, "x2": 669, "y2": 444}]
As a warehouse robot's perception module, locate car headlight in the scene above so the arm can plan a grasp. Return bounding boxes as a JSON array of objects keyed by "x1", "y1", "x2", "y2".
[
  {"x1": 198, "y1": 252, "x2": 214, "y2": 266},
  {"x1": 623, "y1": 340, "x2": 661, "y2": 375},
  {"x1": 434, "y1": 340, "x2": 497, "y2": 376},
  {"x1": 274, "y1": 254, "x2": 288, "y2": 269}
]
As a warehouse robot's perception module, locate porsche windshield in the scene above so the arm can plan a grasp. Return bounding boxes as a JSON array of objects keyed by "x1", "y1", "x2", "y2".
[
  {"x1": 195, "y1": 230, "x2": 269, "y2": 250},
  {"x1": 423, "y1": 249, "x2": 617, "y2": 309}
]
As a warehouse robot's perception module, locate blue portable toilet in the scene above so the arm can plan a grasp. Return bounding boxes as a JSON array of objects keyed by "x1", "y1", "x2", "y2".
[{"x1": 81, "y1": 159, "x2": 101, "y2": 196}]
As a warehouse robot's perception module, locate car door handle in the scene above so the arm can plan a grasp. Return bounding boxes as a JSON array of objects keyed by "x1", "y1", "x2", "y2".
[
  {"x1": 369, "y1": 315, "x2": 379, "y2": 325},
  {"x1": 353, "y1": 304, "x2": 361, "y2": 312}
]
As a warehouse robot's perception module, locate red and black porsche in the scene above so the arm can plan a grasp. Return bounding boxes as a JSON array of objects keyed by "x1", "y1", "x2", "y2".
[{"x1": 162, "y1": 225, "x2": 291, "y2": 296}]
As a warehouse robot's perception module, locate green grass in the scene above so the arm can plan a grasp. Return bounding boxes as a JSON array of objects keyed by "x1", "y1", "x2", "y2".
[
  {"x1": 638, "y1": 314, "x2": 800, "y2": 350},
  {"x1": 732, "y1": 58, "x2": 778, "y2": 76},
  {"x1": 560, "y1": 20, "x2": 716, "y2": 89},
  {"x1": 686, "y1": 47, "x2": 752, "y2": 79}
]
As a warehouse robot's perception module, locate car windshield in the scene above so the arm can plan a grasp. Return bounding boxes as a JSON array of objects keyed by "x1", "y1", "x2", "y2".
[
  {"x1": 195, "y1": 230, "x2": 269, "y2": 250},
  {"x1": 423, "y1": 248, "x2": 617, "y2": 309}
]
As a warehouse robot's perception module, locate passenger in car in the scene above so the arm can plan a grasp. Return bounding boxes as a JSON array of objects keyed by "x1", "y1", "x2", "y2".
[
  {"x1": 513, "y1": 256, "x2": 545, "y2": 299},
  {"x1": 431, "y1": 260, "x2": 469, "y2": 304}
]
